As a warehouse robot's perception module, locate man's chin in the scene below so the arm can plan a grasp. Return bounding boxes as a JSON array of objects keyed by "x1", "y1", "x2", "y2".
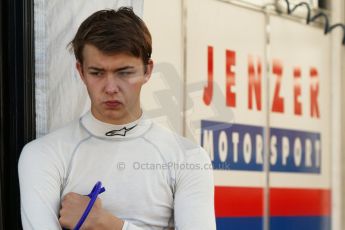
[{"x1": 103, "y1": 110, "x2": 125, "y2": 120}]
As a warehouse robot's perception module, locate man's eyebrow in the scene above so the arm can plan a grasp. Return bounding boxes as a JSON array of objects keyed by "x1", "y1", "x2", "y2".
[
  {"x1": 87, "y1": 66, "x2": 135, "y2": 72},
  {"x1": 88, "y1": 67, "x2": 104, "y2": 71},
  {"x1": 114, "y1": 66, "x2": 135, "y2": 72}
]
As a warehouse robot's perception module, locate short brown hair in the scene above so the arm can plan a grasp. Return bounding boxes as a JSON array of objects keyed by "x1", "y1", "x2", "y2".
[{"x1": 70, "y1": 7, "x2": 152, "y2": 64}]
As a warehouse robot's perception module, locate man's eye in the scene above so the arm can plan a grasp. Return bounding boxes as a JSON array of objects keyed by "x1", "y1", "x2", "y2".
[
  {"x1": 118, "y1": 71, "x2": 134, "y2": 77},
  {"x1": 90, "y1": 72, "x2": 103, "y2": 76}
]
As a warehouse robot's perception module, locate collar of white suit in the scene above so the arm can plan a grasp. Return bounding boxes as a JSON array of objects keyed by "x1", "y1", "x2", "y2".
[{"x1": 80, "y1": 110, "x2": 152, "y2": 140}]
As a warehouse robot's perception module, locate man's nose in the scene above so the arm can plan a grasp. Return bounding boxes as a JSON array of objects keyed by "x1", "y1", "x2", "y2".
[{"x1": 104, "y1": 75, "x2": 120, "y2": 94}]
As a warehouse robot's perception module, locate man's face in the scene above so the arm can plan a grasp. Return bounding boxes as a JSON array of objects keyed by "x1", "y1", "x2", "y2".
[{"x1": 77, "y1": 44, "x2": 153, "y2": 124}]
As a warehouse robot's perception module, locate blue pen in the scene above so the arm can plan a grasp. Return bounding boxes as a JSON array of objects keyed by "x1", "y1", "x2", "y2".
[{"x1": 73, "y1": 181, "x2": 106, "y2": 230}]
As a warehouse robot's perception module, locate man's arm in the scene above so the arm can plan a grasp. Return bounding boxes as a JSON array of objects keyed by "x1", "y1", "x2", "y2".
[
  {"x1": 59, "y1": 192, "x2": 152, "y2": 230},
  {"x1": 18, "y1": 142, "x2": 63, "y2": 230},
  {"x1": 18, "y1": 141, "x2": 142, "y2": 230},
  {"x1": 173, "y1": 147, "x2": 217, "y2": 230},
  {"x1": 58, "y1": 192, "x2": 124, "y2": 229}
]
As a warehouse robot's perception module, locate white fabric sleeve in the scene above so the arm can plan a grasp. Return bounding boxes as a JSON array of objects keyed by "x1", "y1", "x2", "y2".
[
  {"x1": 173, "y1": 148, "x2": 216, "y2": 230},
  {"x1": 122, "y1": 221, "x2": 145, "y2": 230},
  {"x1": 18, "y1": 142, "x2": 63, "y2": 230}
]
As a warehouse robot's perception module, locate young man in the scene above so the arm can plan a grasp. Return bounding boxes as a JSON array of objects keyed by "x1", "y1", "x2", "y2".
[{"x1": 19, "y1": 7, "x2": 216, "y2": 230}]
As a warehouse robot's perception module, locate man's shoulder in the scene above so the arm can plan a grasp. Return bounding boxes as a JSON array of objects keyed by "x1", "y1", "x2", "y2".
[
  {"x1": 21, "y1": 118, "x2": 87, "y2": 156},
  {"x1": 144, "y1": 121, "x2": 212, "y2": 169},
  {"x1": 146, "y1": 122, "x2": 205, "y2": 158}
]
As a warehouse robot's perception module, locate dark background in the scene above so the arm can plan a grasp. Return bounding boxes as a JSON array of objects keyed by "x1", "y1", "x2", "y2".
[{"x1": 0, "y1": 0, "x2": 35, "y2": 229}]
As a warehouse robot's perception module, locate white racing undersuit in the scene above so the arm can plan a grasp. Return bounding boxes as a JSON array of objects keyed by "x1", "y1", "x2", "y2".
[{"x1": 18, "y1": 111, "x2": 216, "y2": 230}]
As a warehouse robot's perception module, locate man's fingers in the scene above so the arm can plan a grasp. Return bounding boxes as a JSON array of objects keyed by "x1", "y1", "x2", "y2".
[
  {"x1": 59, "y1": 192, "x2": 104, "y2": 229},
  {"x1": 63, "y1": 192, "x2": 80, "y2": 201},
  {"x1": 59, "y1": 215, "x2": 71, "y2": 228}
]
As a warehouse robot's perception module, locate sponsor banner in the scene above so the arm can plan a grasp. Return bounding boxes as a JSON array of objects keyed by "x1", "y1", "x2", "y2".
[
  {"x1": 186, "y1": 0, "x2": 266, "y2": 229},
  {"x1": 268, "y1": 15, "x2": 331, "y2": 189},
  {"x1": 201, "y1": 120, "x2": 264, "y2": 172},
  {"x1": 186, "y1": 0, "x2": 267, "y2": 184},
  {"x1": 186, "y1": 0, "x2": 331, "y2": 229},
  {"x1": 202, "y1": 120, "x2": 321, "y2": 174},
  {"x1": 268, "y1": 16, "x2": 331, "y2": 230}
]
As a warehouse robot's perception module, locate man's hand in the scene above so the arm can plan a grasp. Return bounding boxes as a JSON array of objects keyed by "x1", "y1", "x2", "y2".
[{"x1": 59, "y1": 192, "x2": 124, "y2": 230}]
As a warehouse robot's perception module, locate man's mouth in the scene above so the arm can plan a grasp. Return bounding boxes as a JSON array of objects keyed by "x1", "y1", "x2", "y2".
[{"x1": 104, "y1": 100, "x2": 122, "y2": 108}]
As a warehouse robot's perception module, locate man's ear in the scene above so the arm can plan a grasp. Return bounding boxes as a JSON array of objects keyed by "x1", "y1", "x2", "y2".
[
  {"x1": 76, "y1": 61, "x2": 86, "y2": 83},
  {"x1": 143, "y1": 59, "x2": 154, "y2": 83}
]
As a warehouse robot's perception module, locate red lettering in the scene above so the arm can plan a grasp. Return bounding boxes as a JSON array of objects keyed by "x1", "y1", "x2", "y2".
[
  {"x1": 203, "y1": 46, "x2": 213, "y2": 105},
  {"x1": 248, "y1": 56, "x2": 262, "y2": 111},
  {"x1": 310, "y1": 67, "x2": 320, "y2": 118},
  {"x1": 271, "y1": 59, "x2": 284, "y2": 113},
  {"x1": 226, "y1": 50, "x2": 236, "y2": 107},
  {"x1": 293, "y1": 67, "x2": 302, "y2": 116}
]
